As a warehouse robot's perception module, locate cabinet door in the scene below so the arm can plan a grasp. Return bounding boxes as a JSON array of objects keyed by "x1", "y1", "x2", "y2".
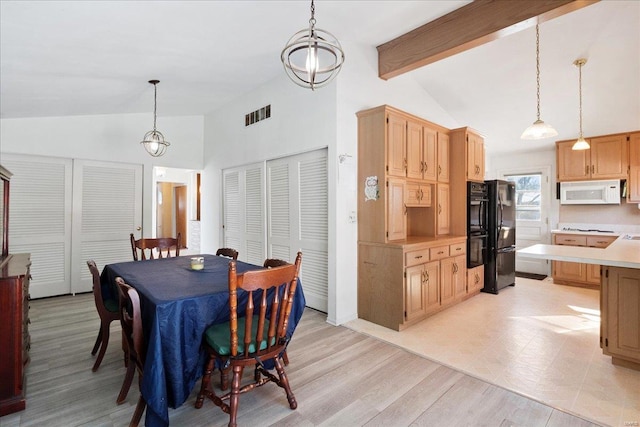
[
  {"x1": 405, "y1": 182, "x2": 421, "y2": 206},
  {"x1": 590, "y1": 134, "x2": 628, "y2": 179},
  {"x1": 440, "y1": 257, "x2": 456, "y2": 306},
  {"x1": 436, "y1": 183, "x2": 450, "y2": 235},
  {"x1": 422, "y1": 126, "x2": 438, "y2": 182},
  {"x1": 466, "y1": 133, "x2": 476, "y2": 181},
  {"x1": 467, "y1": 265, "x2": 484, "y2": 293},
  {"x1": 437, "y1": 133, "x2": 449, "y2": 183},
  {"x1": 557, "y1": 140, "x2": 590, "y2": 181},
  {"x1": 604, "y1": 267, "x2": 640, "y2": 362},
  {"x1": 453, "y1": 254, "x2": 467, "y2": 298},
  {"x1": 586, "y1": 264, "x2": 601, "y2": 285},
  {"x1": 387, "y1": 113, "x2": 406, "y2": 177},
  {"x1": 405, "y1": 264, "x2": 427, "y2": 322},
  {"x1": 553, "y1": 260, "x2": 586, "y2": 282},
  {"x1": 424, "y1": 261, "x2": 440, "y2": 314},
  {"x1": 406, "y1": 120, "x2": 423, "y2": 180},
  {"x1": 386, "y1": 178, "x2": 406, "y2": 241},
  {"x1": 628, "y1": 133, "x2": 640, "y2": 202}
]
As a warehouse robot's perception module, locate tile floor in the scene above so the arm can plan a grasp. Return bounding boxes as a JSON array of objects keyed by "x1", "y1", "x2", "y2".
[{"x1": 345, "y1": 277, "x2": 640, "y2": 427}]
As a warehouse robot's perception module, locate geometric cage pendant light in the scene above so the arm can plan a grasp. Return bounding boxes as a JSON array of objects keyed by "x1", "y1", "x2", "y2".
[
  {"x1": 141, "y1": 80, "x2": 170, "y2": 157},
  {"x1": 281, "y1": 0, "x2": 345, "y2": 90},
  {"x1": 521, "y1": 24, "x2": 558, "y2": 140},
  {"x1": 572, "y1": 58, "x2": 590, "y2": 150}
]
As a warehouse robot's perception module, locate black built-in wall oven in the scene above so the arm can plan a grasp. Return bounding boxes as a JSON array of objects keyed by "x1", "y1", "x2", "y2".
[{"x1": 467, "y1": 182, "x2": 488, "y2": 268}]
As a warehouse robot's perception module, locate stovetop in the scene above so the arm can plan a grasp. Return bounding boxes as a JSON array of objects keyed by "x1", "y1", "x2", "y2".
[{"x1": 561, "y1": 227, "x2": 615, "y2": 233}]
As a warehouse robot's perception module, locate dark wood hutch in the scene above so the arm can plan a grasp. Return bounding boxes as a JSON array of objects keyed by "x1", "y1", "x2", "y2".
[{"x1": 0, "y1": 165, "x2": 32, "y2": 416}]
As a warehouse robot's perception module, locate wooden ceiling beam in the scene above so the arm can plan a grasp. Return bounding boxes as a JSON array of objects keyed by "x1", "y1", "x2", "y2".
[{"x1": 377, "y1": 0, "x2": 599, "y2": 80}]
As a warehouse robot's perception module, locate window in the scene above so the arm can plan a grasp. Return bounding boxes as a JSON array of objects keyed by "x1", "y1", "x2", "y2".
[{"x1": 505, "y1": 174, "x2": 541, "y2": 221}]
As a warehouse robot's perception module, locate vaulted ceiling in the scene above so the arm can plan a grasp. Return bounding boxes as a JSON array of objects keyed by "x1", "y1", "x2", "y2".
[{"x1": 1, "y1": 1, "x2": 638, "y2": 155}]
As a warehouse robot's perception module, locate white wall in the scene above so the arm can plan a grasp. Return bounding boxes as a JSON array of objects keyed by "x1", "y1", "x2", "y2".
[
  {"x1": 0, "y1": 113, "x2": 205, "y2": 236},
  {"x1": 201, "y1": 40, "x2": 461, "y2": 326}
]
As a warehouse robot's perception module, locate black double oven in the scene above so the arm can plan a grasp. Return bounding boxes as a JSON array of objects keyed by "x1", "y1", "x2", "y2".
[{"x1": 467, "y1": 182, "x2": 488, "y2": 268}]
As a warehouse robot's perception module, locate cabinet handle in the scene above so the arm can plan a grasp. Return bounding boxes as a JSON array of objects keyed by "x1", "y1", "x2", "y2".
[
  {"x1": 424, "y1": 161, "x2": 428, "y2": 172},
  {"x1": 415, "y1": 255, "x2": 423, "y2": 259},
  {"x1": 438, "y1": 204, "x2": 442, "y2": 214},
  {"x1": 424, "y1": 271, "x2": 429, "y2": 282},
  {"x1": 404, "y1": 203, "x2": 407, "y2": 215},
  {"x1": 438, "y1": 165, "x2": 442, "y2": 176},
  {"x1": 404, "y1": 158, "x2": 407, "y2": 171},
  {"x1": 475, "y1": 273, "x2": 480, "y2": 284},
  {"x1": 565, "y1": 239, "x2": 576, "y2": 242},
  {"x1": 452, "y1": 263, "x2": 457, "y2": 274},
  {"x1": 455, "y1": 247, "x2": 461, "y2": 251},
  {"x1": 419, "y1": 189, "x2": 423, "y2": 200},
  {"x1": 438, "y1": 251, "x2": 444, "y2": 254},
  {"x1": 591, "y1": 164, "x2": 594, "y2": 174},
  {"x1": 586, "y1": 165, "x2": 589, "y2": 174}
]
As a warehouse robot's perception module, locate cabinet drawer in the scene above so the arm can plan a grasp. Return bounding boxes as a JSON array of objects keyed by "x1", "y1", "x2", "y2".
[
  {"x1": 405, "y1": 249, "x2": 430, "y2": 267},
  {"x1": 430, "y1": 245, "x2": 449, "y2": 260},
  {"x1": 586, "y1": 236, "x2": 617, "y2": 248},
  {"x1": 449, "y1": 242, "x2": 465, "y2": 256},
  {"x1": 554, "y1": 234, "x2": 587, "y2": 246}
]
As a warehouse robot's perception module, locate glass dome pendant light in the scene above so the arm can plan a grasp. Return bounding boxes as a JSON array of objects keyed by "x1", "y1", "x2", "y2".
[
  {"x1": 281, "y1": 0, "x2": 345, "y2": 90},
  {"x1": 141, "y1": 80, "x2": 170, "y2": 157},
  {"x1": 521, "y1": 24, "x2": 558, "y2": 140},
  {"x1": 572, "y1": 59, "x2": 590, "y2": 150}
]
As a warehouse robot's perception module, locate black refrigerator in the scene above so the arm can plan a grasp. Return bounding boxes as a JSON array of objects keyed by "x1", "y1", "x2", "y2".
[{"x1": 483, "y1": 180, "x2": 516, "y2": 294}]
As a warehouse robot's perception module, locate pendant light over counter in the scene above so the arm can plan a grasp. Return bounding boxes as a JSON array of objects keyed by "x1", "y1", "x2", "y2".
[
  {"x1": 141, "y1": 80, "x2": 170, "y2": 157},
  {"x1": 521, "y1": 24, "x2": 558, "y2": 140},
  {"x1": 572, "y1": 59, "x2": 589, "y2": 150},
  {"x1": 281, "y1": 0, "x2": 345, "y2": 90}
]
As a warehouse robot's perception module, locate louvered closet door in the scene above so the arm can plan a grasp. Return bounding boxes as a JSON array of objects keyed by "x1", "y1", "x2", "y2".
[
  {"x1": 267, "y1": 149, "x2": 328, "y2": 312},
  {"x1": 71, "y1": 160, "x2": 143, "y2": 293},
  {"x1": 222, "y1": 163, "x2": 265, "y2": 266},
  {"x1": 2, "y1": 154, "x2": 73, "y2": 298}
]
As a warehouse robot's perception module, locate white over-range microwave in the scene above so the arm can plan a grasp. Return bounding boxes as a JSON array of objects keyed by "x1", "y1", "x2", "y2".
[{"x1": 560, "y1": 179, "x2": 621, "y2": 205}]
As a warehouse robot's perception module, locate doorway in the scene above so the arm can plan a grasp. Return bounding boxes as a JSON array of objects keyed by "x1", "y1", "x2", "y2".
[{"x1": 153, "y1": 167, "x2": 200, "y2": 252}]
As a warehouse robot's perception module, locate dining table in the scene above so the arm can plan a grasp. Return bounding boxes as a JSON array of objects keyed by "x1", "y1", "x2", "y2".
[{"x1": 100, "y1": 254, "x2": 306, "y2": 427}]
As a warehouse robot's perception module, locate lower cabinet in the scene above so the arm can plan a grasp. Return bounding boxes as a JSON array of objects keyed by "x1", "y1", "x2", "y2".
[
  {"x1": 467, "y1": 265, "x2": 484, "y2": 294},
  {"x1": 601, "y1": 266, "x2": 640, "y2": 370},
  {"x1": 0, "y1": 254, "x2": 31, "y2": 416},
  {"x1": 552, "y1": 233, "x2": 617, "y2": 288},
  {"x1": 358, "y1": 237, "x2": 470, "y2": 331}
]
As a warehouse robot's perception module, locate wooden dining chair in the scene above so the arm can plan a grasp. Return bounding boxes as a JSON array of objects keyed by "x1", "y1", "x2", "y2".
[
  {"x1": 263, "y1": 258, "x2": 292, "y2": 366},
  {"x1": 215, "y1": 247, "x2": 238, "y2": 260},
  {"x1": 115, "y1": 277, "x2": 147, "y2": 427},
  {"x1": 86, "y1": 260, "x2": 120, "y2": 372},
  {"x1": 195, "y1": 252, "x2": 302, "y2": 427},
  {"x1": 130, "y1": 233, "x2": 182, "y2": 261}
]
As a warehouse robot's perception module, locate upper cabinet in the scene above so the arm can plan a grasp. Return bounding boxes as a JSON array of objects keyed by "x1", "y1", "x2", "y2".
[
  {"x1": 437, "y1": 132, "x2": 450, "y2": 183},
  {"x1": 629, "y1": 132, "x2": 640, "y2": 202},
  {"x1": 556, "y1": 133, "x2": 629, "y2": 181},
  {"x1": 387, "y1": 112, "x2": 407, "y2": 177},
  {"x1": 466, "y1": 131, "x2": 485, "y2": 182}
]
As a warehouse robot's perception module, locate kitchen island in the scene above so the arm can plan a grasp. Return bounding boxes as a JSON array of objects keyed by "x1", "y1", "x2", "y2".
[{"x1": 519, "y1": 234, "x2": 640, "y2": 371}]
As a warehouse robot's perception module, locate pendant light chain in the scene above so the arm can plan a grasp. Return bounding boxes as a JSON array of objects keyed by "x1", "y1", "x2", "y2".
[
  {"x1": 153, "y1": 82, "x2": 158, "y2": 132},
  {"x1": 578, "y1": 61, "x2": 583, "y2": 138},
  {"x1": 535, "y1": 24, "x2": 541, "y2": 121}
]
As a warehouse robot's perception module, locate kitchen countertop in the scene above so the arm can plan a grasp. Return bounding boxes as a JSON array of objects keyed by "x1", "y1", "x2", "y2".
[{"x1": 518, "y1": 234, "x2": 640, "y2": 269}]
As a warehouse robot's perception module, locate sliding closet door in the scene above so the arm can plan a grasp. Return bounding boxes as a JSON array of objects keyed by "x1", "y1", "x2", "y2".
[
  {"x1": 71, "y1": 159, "x2": 143, "y2": 293},
  {"x1": 267, "y1": 149, "x2": 328, "y2": 312},
  {"x1": 222, "y1": 163, "x2": 266, "y2": 266},
  {"x1": 2, "y1": 154, "x2": 72, "y2": 298}
]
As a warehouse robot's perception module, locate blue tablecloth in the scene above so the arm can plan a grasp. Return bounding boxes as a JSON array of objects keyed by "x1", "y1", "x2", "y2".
[{"x1": 100, "y1": 254, "x2": 305, "y2": 427}]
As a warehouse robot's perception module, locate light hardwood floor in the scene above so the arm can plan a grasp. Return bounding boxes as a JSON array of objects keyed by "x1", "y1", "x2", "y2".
[{"x1": 0, "y1": 293, "x2": 602, "y2": 427}]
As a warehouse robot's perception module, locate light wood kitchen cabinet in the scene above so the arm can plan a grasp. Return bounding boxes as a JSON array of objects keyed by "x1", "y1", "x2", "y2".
[
  {"x1": 387, "y1": 178, "x2": 406, "y2": 241},
  {"x1": 467, "y1": 265, "x2": 484, "y2": 294},
  {"x1": 628, "y1": 132, "x2": 640, "y2": 202},
  {"x1": 437, "y1": 132, "x2": 450, "y2": 183},
  {"x1": 407, "y1": 122, "x2": 438, "y2": 182},
  {"x1": 601, "y1": 266, "x2": 640, "y2": 370},
  {"x1": 467, "y1": 131, "x2": 485, "y2": 181},
  {"x1": 436, "y1": 183, "x2": 450, "y2": 235},
  {"x1": 556, "y1": 133, "x2": 628, "y2": 181},
  {"x1": 387, "y1": 112, "x2": 407, "y2": 178},
  {"x1": 551, "y1": 233, "x2": 617, "y2": 288},
  {"x1": 406, "y1": 182, "x2": 431, "y2": 207},
  {"x1": 405, "y1": 260, "x2": 440, "y2": 321}
]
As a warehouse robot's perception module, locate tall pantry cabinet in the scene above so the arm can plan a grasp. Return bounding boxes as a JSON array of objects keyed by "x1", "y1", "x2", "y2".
[{"x1": 357, "y1": 105, "x2": 473, "y2": 331}]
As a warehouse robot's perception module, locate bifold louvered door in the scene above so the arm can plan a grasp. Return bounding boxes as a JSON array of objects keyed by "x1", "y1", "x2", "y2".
[
  {"x1": 2, "y1": 154, "x2": 142, "y2": 298},
  {"x1": 2, "y1": 155, "x2": 72, "y2": 298},
  {"x1": 267, "y1": 149, "x2": 328, "y2": 312},
  {"x1": 70, "y1": 159, "x2": 143, "y2": 294},
  {"x1": 222, "y1": 164, "x2": 266, "y2": 266}
]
